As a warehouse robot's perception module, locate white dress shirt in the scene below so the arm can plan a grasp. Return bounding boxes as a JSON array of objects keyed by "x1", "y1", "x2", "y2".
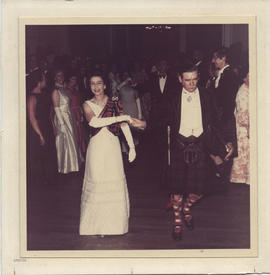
[
  {"x1": 215, "y1": 64, "x2": 230, "y2": 88},
  {"x1": 179, "y1": 87, "x2": 203, "y2": 137},
  {"x1": 159, "y1": 75, "x2": 167, "y2": 93}
]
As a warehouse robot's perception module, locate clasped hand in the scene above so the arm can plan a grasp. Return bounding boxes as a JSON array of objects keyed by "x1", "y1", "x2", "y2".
[
  {"x1": 224, "y1": 142, "x2": 234, "y2": 161},
  {"x1": 117, "y1": 115, "x2": 132, "y2": 124}
]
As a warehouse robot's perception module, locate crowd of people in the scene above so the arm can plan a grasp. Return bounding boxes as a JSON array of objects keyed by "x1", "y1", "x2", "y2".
[{"x1": 26, "y1": 44, "x2": 250, "y2": 241}]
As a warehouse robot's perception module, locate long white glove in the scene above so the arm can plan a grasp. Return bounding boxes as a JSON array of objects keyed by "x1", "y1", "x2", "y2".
[
  {"x1": 117, "y1": 77, "x2": 131, "y2": 90},
  {"x1": 89, "y1": 115, "x2": 131, "y2": 128},
  {"x1": 54, "y1": 107, "x2": 65, "y2": 132},
  {"x1": 121, "y1": 123, "x2": 136, "y2": 162}
]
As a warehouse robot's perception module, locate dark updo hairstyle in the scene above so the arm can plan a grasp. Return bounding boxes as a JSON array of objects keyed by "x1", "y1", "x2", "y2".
[
  {"x1": 88, "y1": 70, "x2": 105, "y2": 83},
  {"x1": 239, "y1": 65, "x2": 249, "y2": 82},
  {"x1": 26, "y1": 69, "x2": 45, "y2": 94},
  {"x1": 66, "y1": 69, "x2": 79, "y2": 83},
  {"x1": 53, "y1": 68, "x2": 65, "y2": 80}
]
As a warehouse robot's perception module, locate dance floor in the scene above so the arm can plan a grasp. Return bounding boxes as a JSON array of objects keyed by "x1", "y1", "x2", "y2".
[{"x1": 27, "y1": 134, "x2": 250, "y2": 251}]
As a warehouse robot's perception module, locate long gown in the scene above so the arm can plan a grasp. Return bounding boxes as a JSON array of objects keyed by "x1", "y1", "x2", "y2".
[
  {"x1": 54, "y1": 87, "x2": 84, "y2": 174},
  {"x1": 79, "y1": 100, "x2": 130, "y2": 235},
  {"x1": 27, "y1": 91, "x2": 57, "y2": 184},
  {"x1": 230, "y1": 83, "x2": 249, "y2": 184},
  {"x1": 68, "y1": 87, "x2": 86, "y2": 153}
]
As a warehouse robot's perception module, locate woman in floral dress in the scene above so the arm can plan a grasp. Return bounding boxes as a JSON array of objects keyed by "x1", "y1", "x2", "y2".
[{"x1": 230, "y1": 71, "x2": 249, "y2": 184}]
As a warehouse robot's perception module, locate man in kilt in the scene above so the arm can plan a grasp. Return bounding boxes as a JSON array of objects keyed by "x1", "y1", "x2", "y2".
[{"x1": 165, "y1": 63, "x2": 234, "y2": 240}]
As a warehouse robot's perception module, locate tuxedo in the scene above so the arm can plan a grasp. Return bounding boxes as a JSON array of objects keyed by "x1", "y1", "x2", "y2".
[
  {"x1": 146, "y1": 74, "x2": 179, "y2": 186},
  {"x1": 147, "y1": 73, "x2": 179, "y2": 131},
  {"x1": 213, "y1": 66, "x2": 239, "y2": 144},
  {"x1": 165, "y1": 85, "x2": 225, "y2": 194},
  {"x1": 149, "y1": 74, "x2": 177, "y2": 106},
  {"x1": 195, "y1": 60, "x2": 209, "y2": 88},
  {"x1": 168, "y1": 86, "x2": 224, "y2": 155},
  {"x1": 210, "y1": 65, "x2": 240, "y2": 184}
]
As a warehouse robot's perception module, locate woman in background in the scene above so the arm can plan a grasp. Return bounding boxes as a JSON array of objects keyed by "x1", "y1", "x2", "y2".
[
  {"x1": 51, "y1": 69, "x2": 84, "y2": 174},
  {"x1": 27, "y1": 69, "x2": 57, "y2": 184},
  {"x1": 66, "y1": 71, "x2": 86, "y2": 154},
  {"x1": 117, "y1": 71, "x2": 142, "y2": 153},
  {"x1": 117, "y1": 71, "x2": 142, "y2": 120},
  {"x1": 230, "y1": 71, "x2": 250, "y2": 184}
]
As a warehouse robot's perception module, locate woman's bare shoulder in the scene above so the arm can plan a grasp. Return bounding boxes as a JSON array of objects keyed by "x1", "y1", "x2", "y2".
[
  {"x1": 84, "y1": 99, "x2": 94, "y2": 106},
  {"x1": 27, "y1": 94, "x2": 37, "y2": 104},
  {"x1": 83, "y1": 100, "x2": 94, "y2": 111}
]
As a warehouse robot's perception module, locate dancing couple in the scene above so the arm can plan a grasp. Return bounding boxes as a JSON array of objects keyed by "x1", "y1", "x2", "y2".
[{"x1": 78, "y1": 64, "x2": 233, "y2": 241}]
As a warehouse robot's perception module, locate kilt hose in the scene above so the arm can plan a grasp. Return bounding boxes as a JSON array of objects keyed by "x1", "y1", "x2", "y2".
[{"x1": 169, "y1": 133, "x2": 211, "y2": 195}]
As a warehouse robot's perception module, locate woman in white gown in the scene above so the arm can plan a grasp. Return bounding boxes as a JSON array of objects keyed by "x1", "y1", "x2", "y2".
[
  {"x1": 51, "y1": 70, "x2": 84, "y2": 174},
  {"x1": 79, "y1": 73, "x2": 136, "y2": 236}
]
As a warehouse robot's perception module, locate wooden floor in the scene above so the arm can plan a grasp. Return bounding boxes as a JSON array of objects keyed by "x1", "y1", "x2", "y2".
[{"x1": 27, "y1": 135, "x2": 250, "y2": 251}]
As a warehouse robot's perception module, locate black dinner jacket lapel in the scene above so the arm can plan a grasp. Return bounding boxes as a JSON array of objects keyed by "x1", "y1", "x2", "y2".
[
  {"x1": 156, "y1": 74, "x2": 169, "y2": 95},
  {"x1": 156, "y1": 76, "x2": 162, "y2": 94},
  {"x1": 198, "y1": 87, "x2": 207, "y2": 131},
  {"x1": 162, "y1": 76, "x2": 170, "y2": 95}
]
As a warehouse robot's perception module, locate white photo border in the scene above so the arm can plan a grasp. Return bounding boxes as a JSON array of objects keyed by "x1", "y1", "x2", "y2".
[
  {"x1": 19, "y1": 15, "x2": 257, "y2": 258},
  {"x1": 3, "y1": 0, "x2": 269, "y2": 273}
]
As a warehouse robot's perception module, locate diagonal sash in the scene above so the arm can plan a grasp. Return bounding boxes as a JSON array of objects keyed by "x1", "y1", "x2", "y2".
[{"x1": 90, "y1": 97, "x2": 123, "y2": 137}]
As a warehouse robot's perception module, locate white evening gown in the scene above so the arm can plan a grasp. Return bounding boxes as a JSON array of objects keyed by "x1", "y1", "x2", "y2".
[
  {"x1": 54, "y1": 88, "x2": 84, "y2": 174},
  {"x1": 79, "y1": 100, "x2": 130, "y2": 235}
]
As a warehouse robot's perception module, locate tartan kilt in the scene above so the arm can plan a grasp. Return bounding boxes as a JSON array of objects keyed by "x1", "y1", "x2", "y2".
[{"x1": 169, "y1": 135, "x2": 211, "y2": 195}]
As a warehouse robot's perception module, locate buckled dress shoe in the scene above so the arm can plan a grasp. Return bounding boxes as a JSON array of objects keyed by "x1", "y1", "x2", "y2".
[
  {"x1": 184, "y1": 216, "x2": 194, "y2": 231},
  {"x1": 172, "y1": 226, "x2": 182, "y2": 241}
]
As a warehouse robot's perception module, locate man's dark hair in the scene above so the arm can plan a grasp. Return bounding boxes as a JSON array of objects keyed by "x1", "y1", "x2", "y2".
[
  {"x1": 66, "y1": 69, "x2": 79, "y2": 82},
  {"x1": 177, "y1": 62, "x2": 199, "y2": 77},
  {"x1": 215, "y1": 47, "x2": 231, "y2": 64}
]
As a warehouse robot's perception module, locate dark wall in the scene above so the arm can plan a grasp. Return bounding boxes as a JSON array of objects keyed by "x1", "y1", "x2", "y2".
[
  {"x1": 26, "y1": 24, "x2": 246, "y2": 63},
  {"x1": 68, "y1": 24, "x2": 220, "y2": 60},
  {"x1": 67, "y1": 24, "x2": 223, "y2": 60},
  {"x1": 186, "y1": 24, "x2": 222, "y2": 57},
  {"x1": 68, "y1": 25, "x2": 110, "y2": 59}
]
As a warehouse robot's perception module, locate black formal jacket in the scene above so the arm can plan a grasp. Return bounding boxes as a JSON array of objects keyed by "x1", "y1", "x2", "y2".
[
  {"x1": 147, "y1": 73, "x2": 179, "y2": 128},
  {"x1": 164, "y1": 85, "x2": 226, "y2": 156},
  {"x1": 148, "y1": 74, "x2": 177, "y2": 101},
  {"x1": 213, "y1": 66, "x2": 239, "y2": 143}
]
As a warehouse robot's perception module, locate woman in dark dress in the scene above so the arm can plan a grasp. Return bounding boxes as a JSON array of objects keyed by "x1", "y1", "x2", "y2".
[
  {"x1": 66, "y1": 71, "x2": 86, "y2": 154},
  {"x1": 27, "y1": 69, "x2": 57, "y2": 184}
]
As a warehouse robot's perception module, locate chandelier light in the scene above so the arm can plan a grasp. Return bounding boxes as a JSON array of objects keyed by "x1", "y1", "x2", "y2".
[{"x1": 145, "y1": 25, "x2": 172, "y2": 31}]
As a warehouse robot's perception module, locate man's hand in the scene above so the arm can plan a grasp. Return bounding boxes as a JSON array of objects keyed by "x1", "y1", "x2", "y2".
[
  {"x1": 129, "y1": 118, "x2": 147, "y2": 130},
  {"x1": 39, "y1": 135, "x2": 45, "y2": 146},
  {"x1": 224, "y1": 142, "x2": 234, "y2": 161}
]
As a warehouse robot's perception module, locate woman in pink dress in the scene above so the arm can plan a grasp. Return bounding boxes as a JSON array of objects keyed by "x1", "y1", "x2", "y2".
[
  {"x1": 230, "y1": 71, "x2": 249, "y2": 184},
  {"x1": 66, "y1": 71, "x2": 87, "y2": 154}
]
